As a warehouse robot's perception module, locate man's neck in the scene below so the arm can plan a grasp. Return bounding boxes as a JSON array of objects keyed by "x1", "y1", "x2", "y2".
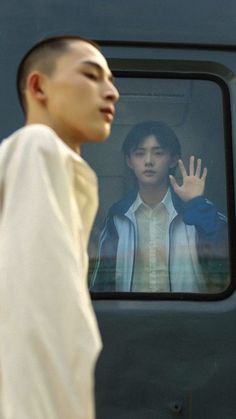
[
  {"x1": 26, "y1": 113, "x2": 81, "y2": 154},
  {"x1": 139, "y1": 183, "x2": 169, "y2": 208}
]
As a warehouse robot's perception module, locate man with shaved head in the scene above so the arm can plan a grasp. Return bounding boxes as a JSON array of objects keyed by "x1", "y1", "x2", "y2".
[{"x1": 0, "y1": 35, "x2": 119, "y2": 419}]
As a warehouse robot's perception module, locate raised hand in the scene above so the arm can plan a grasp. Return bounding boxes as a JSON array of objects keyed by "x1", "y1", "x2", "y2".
[{"x1": 169, "y1": 156, "x2": 207, "y2": 202}]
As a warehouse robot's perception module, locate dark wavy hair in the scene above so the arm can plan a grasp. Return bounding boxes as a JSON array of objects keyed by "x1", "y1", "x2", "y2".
[{"x1": 122, "y1": 121, "x2": 181, "y2": 158}]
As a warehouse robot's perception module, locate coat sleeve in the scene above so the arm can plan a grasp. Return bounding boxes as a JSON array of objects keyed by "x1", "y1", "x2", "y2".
[
  {"x1": 181, "y1": 196, "x2": 227, "y2": 240},
  {"x1": 181, "y1": 196, "x2": 229, "y2": 291},
  {"x1": 0, "y1": 127, "x2": 101, "y2": 419}
]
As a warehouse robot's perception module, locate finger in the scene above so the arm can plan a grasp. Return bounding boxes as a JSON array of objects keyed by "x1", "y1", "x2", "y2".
[
  {"x1": 195, "y1": 158, "x2": 202, "y2": 178},
  {"x1": 201, "y1": 167, "x2": 207, "y2": 181},
  {"x1": 178, "y1": 159, "x2": 187, "y2": 178},
  {"x1": 189, "y1": 155, "x2": 195, "y2": 176},
  {"x1": 169, "y1": 174, "x2": 180, "y2": 192}
]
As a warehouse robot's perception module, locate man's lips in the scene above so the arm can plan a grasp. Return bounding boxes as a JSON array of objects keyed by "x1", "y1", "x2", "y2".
[
  {"x1": 100, "y1": 106, "x2": 115, "y2": 122},
  {"x1": 143, "y1": 170, "x2": 156, "y2": 175}
]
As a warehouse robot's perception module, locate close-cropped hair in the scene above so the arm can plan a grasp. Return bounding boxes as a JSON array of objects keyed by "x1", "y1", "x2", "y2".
[
  {"x1": 122, "y1": 121, "x2": 181, "y2": 158},
  {"x1": 17, "y1": 35, "x2": 100, "y2": 114}
]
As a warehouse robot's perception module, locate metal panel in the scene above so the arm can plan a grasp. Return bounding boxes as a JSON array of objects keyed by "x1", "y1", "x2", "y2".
[{"x1": 1, "y1": 1, "x2": 236, "y2": 418}]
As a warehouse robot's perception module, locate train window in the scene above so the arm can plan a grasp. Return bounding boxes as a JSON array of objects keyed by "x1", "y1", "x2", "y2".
[{"x1": 82, "y1": 75, "x2": 231, "y2": 298}]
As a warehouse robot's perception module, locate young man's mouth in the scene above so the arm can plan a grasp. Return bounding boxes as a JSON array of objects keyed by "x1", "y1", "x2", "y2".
[
  {"x1": 143, "y1": 170, "x2": 156, "y2": 176},
  {"x1": 100, "y1": 106, "x2": 115, "y2": 123}
]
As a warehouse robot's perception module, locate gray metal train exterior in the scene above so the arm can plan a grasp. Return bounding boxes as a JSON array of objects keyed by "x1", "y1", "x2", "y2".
[{"x1": 1, "y1": 1, "x2": 236, "y2": 418}]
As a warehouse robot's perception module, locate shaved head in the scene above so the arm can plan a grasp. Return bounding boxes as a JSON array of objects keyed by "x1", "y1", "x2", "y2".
[{"x1": 17, "y1": 35, "x2": 100, "y2": 113}]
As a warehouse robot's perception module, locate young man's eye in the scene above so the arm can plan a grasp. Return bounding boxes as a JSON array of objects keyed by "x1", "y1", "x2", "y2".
[
  {"x1": 84, "y1": 72, "x2": 98, "y2": 81},
  {"x1": 134, "y1": 151, "x2": 145, "y2": 157}
]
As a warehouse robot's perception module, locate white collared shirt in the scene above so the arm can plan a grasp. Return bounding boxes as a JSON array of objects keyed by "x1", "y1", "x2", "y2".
[{"x1": 131, "y1": 189, "x2": 176, "y2": 292}]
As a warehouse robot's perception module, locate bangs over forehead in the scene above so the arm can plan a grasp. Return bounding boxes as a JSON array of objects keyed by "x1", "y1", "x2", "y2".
[
  {"x1": 17, "y1": 35, "x2": 100, "y2": 113},
  {"x1": 122, "y1": 121, "x2": 181, "y2": 157}
]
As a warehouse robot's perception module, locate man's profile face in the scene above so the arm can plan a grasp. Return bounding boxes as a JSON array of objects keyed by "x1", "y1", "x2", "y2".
[
  {"x1": 40, "y1": 40, "x2": 119, "y2": 145},
  {"x1": 127, "y1": 135, "x2": 178, "y2": 188}
]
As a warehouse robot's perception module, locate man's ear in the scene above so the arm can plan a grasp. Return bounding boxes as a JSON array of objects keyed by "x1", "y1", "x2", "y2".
[
  {"x1": 27, "y1": 71, "x2": 47, "y2": 104},
  {"x1": 126, "y1": 155, "x2": 133, "y2": 170}
]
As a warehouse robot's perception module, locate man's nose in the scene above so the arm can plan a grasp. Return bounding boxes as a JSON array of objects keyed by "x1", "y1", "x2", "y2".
[
  {"x1": 104, "y1": 81, "x2": 119, "y2": 103},
  {"x1": 145, "y1": 153, "x2": 153, "y2": 166}
]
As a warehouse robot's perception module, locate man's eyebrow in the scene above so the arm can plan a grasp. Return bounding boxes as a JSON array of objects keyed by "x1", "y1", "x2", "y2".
[
  {"x1": 80, "y1": 60, "x2": 115, "y2": 82},
  {"x1": 136, "y1": 145, "x2": 163, "y2": 150}
]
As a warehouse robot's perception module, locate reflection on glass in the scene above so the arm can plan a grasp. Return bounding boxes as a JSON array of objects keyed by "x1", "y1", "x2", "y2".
[{"x1": 90, "y1": 120, "x2": 228, "y2": 293}]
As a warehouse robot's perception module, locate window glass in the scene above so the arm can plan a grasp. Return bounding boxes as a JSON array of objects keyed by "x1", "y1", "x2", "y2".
[{"x1": 82, "y1": 77, "x2": 230, "y2": 295}]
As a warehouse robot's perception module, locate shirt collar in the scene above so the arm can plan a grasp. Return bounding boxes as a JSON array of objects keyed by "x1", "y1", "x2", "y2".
[
  {"x1": 162, "y1": 188, "x2": 176, "y2": 217},
  {"x1": 131, "y1": 188, "x2": 176, "y2": 218}
]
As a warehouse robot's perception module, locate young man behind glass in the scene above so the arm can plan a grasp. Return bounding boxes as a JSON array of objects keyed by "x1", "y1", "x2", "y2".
[{"x1": 91, "y1": 121, "x2": 228, "y2": 293}]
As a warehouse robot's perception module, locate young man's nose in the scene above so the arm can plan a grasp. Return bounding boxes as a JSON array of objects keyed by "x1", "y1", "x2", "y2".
[
  {"x1": 104, "y1": 81, "x2": 119, "y2": 103},
  {"x1": 144, "y1": 153, "x2": 154, "y2": 166}
]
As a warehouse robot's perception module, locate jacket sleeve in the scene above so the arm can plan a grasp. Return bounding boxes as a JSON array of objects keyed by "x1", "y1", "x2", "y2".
[
  {"x1": 0, "y1": 128, "x2": 101, "y2": 419},
  {"x1": 181, "y1": 196, "x2": 227, "y2": 240},
  {"x1": 181, "y1": 195, "x2": 229, "y2": 290},
  {"x1": 90, "y1": 215, "x2": 118, "y2": 292}
]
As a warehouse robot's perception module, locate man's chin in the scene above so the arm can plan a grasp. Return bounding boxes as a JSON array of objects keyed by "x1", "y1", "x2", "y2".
[
  {"x1": 87, "y1": 127, "x2": 111, "y2": 143},
  {"x1": 141, "y1": 178, "x2": 160, "y2": 186}
]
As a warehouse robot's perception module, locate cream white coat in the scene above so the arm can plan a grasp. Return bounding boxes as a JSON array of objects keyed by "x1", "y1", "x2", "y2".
[{"x1": 0, "y1": 124, "x2": 102, "y2": 419}]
